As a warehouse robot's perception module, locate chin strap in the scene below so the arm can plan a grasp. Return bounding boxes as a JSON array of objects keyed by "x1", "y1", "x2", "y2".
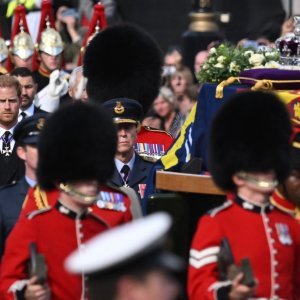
[
  {"x1": 236, "y1": 171, "x2": 278, "y2": 189},
  {"x1": 59, "y1": 183, "x2": 99, "y2": 203}
]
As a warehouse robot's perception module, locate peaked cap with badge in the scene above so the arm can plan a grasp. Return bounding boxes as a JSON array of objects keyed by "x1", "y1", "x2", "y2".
[
  {"x1": 208, "y1": 91, "x2": 292, "y2": 191},
  {"x1": 84, "y1": 24, "x2": 162, "y2": 112},
  {"x1": 102, "y1": 98, "x2": 143, "y2": 125},
  {"x1": 37, "y1": 102, "x2": 117, "y2": 190},
  {"x1": 13, "y1": 113, "x2": 47, "y2": 145}
]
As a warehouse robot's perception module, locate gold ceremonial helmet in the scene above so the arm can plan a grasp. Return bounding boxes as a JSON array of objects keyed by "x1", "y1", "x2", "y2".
[
  {"x1": 0, "y1": 38, "x2": 8, "y2": 62},
  {"x1": 12, "y1": 31, "x2": 34, "y2": 59},
  {"x1": 39, "y1": 27, "x2": 64, "y2": 56}
]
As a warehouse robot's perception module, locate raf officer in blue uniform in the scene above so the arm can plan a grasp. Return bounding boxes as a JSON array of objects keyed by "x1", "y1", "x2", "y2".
[
  {"x1": 103, "y1": 99, "x2": 153, "y2": 205},
  {"x1": 0, "y1": 113, "x2": 47, "y2": 258}
]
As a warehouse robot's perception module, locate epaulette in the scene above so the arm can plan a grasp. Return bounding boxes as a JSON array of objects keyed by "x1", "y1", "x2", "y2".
[
  {"x1": 0, "y1": 181, "x2": 17, "y2": 191},
  {"x1": 27, "y1": 207, "x2": 52, "y2": 219},
  {"x1": 96, "y1": 188, "x2": 127, "y2": 212},
  {"x1": 33, "y1": 186, "x2": 50, "y2": 209},
  {"x1": 142, "y1": 126, "x2": 173, "y2": 137},
  {"x1": 207, "y1": 201, "x2": 232, "y2": 217}
]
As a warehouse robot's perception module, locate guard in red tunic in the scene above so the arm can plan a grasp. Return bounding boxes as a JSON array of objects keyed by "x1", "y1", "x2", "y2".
[
  {"x1": 188, "y1": 91, "x2": 300, "y2": 300},
  {"x1": 271, "y1": 131, "x2": 300, "y2": 221},
  {"x1": 20, "y1": 183, "x2": 137, "y2": 227},
  {"x1": 0, "y1": 102, "x2": 119, "y2": 299}
]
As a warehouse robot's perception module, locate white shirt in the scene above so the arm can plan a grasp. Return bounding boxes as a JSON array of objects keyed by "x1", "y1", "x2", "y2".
[
  {"x1": 115, "y1": 152, "x2": 136, "y2": 176},
  {"x1": 18, "y1": 102, "x2": 35, "y2": 122},
  {"x1": 0, "y1": 125, "x2": 16, "y2": 154},
  {"x1": 25, "y1": 176, "x2": 37, "y2": 188}
]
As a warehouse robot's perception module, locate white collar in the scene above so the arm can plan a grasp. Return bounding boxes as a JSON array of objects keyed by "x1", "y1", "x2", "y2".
[
  {"x1": 19, "y1": 102, "x2": 35, "y2": 118},
  {"x1": 0, "y1": 124, "x2": 17, "y2": 138},
  {"x1": 115, "y1": 152, "x2": 136, "y2": 174}
]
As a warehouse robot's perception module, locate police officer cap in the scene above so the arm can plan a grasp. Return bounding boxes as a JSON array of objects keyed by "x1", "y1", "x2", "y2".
[
  {"x1": 103, "y1": 98, "x2": 143, "y2": 125},
  {"x1": 209, "y1": 91, "x2": 292, "y2": 191},
  {"x1": 13, "y1": 113, "x2": 47, "y2": 145},
  {"x1": 65, "y1": 212, "x2": 184, "y2": 278}
]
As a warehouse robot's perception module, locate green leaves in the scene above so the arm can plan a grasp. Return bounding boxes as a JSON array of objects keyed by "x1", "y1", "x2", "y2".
[{"x1": 197, "y1": 43, "x2": 279, "y2": 83}]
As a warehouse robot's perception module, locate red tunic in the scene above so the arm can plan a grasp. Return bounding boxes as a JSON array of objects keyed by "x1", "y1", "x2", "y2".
[
  {"x1": 21, "y1": 184, "x2": 133, "y2": 227},
  {"x1": 0, "y1": 202, "x2": 109, "y2": 299},
  {"x1": 188, "y1": 197, "x2": 300, "y2": 300}
]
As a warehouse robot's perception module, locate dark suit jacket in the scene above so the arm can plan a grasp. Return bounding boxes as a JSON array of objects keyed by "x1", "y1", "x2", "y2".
[
  {"x1": 109, "y1": 154, "x2": 153, "y2": 203},
  {"x1": 33, "y1": 105, "x2": 48, "y2": 114},
  {"x1": 0, "y1": 146, "x2": 25, "y2": 187},
  {"x1": 0, "y1": 177, "x2": 29, "y2": 257}
]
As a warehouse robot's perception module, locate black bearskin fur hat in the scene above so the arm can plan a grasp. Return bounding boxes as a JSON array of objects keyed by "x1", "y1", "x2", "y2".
[
  {"x1": 208, "y1": 91, "x2": 292, "y2": 191},
  {"x1": 290, "y1": 132, "x2": 300, "y2": 172},
  {"x1": 84, "y1": 24, "x2": 162, "y2": 112},
  {"x1": 37, "y1": 102, "x2": 117, "y2": 189}
]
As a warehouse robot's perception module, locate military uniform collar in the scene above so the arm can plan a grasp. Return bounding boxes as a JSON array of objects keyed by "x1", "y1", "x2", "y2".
[
  {"x1": 235, "y1": 195, "x2": 273, "y2": 213},
  {"x1": 38, "y1": 65, "x2": 51, "y2": 78},
  {"x1": 55, "y1": 201, "x2": 91, "y2": 219},
  {"x1": 270, "y1": 188, "x2": 296, "y2": 215}
]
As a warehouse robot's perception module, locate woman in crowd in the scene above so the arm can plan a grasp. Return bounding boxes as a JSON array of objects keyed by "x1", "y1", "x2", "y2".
[{"x1": 152, "y1": 86, "x2": 184, "y2": 138}]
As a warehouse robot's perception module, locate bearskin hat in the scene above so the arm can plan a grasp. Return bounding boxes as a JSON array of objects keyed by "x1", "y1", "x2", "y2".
[
  {"x1": 208, "y1": 91, "x2": 292, "y2": 191},
  {"x1": 37, "y1": 102, "x2": 117, "y2": 190},
  {"x1": 290, "y1": 132, "x2": 300, "y2": 172},
  {"x1": 83, "y1": 24, "x2": 162, "y2": 112}
]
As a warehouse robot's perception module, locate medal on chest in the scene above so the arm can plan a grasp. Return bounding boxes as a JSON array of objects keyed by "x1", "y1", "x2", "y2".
[{"x1": 275, "y1": 223, "x2": 293, "y2": 245}]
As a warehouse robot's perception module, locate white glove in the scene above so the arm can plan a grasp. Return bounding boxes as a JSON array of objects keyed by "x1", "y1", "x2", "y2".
[
  {"x1": 36, "y1": 89, "x2": 60, "y2": 113},
  {"x1": 48, "y1": 70, "x2": 69, "y2": 97}
]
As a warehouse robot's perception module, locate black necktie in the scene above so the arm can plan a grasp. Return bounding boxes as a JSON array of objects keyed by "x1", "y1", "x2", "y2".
[
  {"x1": 2, "y1": 131, "x2": 12, "y2": 158},
  {"x1": 121, "y1": 165, "x2": 130, "y2": 184},
  {"x1": 20, "y1": 112, "x2": 27, "y2": 120}
]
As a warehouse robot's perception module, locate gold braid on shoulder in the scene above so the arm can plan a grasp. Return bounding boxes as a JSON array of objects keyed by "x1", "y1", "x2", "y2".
[{"x1": 34, "y1": 185, "x2": 50, "y2": 209}]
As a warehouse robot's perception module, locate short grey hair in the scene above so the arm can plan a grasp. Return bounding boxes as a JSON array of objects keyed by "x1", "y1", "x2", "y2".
[{"x1": 69, "y1": 66, "x2": 84, "y2": 88}]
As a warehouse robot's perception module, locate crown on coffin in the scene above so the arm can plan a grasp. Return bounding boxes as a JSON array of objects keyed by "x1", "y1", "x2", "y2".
[{"x1": 276, "y1": 16, "x2": 300, "y2": 69}]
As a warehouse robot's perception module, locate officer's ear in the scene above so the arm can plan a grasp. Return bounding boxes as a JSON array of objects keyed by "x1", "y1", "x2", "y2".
[
  {"x1": 232, "y1": 173, "x2": 246, "y2": 187},
  {"x1": 16, "y1": 145, "x2": 27, "y2": 161}
]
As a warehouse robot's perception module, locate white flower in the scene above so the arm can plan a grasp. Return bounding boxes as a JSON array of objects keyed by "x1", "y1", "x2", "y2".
[
  {"x1": 215, "y1": 63, "x2": 224, "y2": 69},
  {"x1": 202, "y1": 63, "x2": 209, "y2": 70},
  {"x1": 209, "y1": 47, "x2": 216, "y2": 54},
  {"x1": 229, "y1": 61, "x2": 240, "y2": 72},
  {"x1": 264, "y1": 60, "x2": 280, "y2": 68},
  {"x1": 244, "y1": 50, "x2": 254, "y2": 57},
  {"x1": 209, "y1": 57, "x2": 216, "y2": 63},
  {"x1": 249, "y1": 53, "x2": 265, "y2": 67},
  {"x1": 217, "y1": 55, "x2": 226, "y2": 63}
]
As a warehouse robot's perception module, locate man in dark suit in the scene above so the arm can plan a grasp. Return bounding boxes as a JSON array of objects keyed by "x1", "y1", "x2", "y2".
[
  {"x1": 103, "y1": 98, "x2": 153, "y2": 204},
  {"x1": 0, "y1": 113, "x2": 46, "y2": 258},
  {"x1": 10, "y1": 67, "x2": 48, "y2": 121},
  {"x1": 0, "y1": 75, "x2": 24, "y2": 186}
]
